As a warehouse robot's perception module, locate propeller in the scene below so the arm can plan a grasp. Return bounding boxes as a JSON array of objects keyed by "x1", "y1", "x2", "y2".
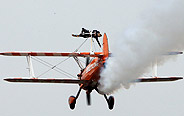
[
  {"x1": 85, "y1": 57, "x2": 91, "y2": 105},
  {"x1": 86, "y1": 57, "x2": 90, "y2": 67},
  {"x1": 86, "y1": 91, "x2": 91, "y2": 105}
]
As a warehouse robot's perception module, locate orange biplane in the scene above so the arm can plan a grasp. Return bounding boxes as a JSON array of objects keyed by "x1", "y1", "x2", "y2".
[{"x1": 0, "y1": 29, "x2": 183, "y2": 110}]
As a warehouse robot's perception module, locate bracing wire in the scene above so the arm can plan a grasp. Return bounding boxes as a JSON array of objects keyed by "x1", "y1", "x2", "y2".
[
  {"x1": 31, "y1": 39, "x2": 89, "y2": 78},
  {"x1": 73, "y1": 38, "x2": 88, "y2": 68},
  {"x1": 35, "y1": 57, "x2": 74, "y2": 77},
  {"x1": 74, "y1": 39, "x2": 88, "y2": 52},
  {"x1": 92, "y1": 39, "x2": 97, "y2": 52},
  {"x1": 32, "y1": 57, "x2": 75, "y2": 78}
]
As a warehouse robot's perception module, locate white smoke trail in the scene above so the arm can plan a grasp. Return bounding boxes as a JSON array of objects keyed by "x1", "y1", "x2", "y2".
[{"x1": 98, "y1": 0, "x2": 184, "y2": 94}]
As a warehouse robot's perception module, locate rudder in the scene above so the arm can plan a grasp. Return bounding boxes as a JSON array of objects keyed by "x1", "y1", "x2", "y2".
[{"x1": 103, "y1": 33, "x2": 109, "y2": 58}]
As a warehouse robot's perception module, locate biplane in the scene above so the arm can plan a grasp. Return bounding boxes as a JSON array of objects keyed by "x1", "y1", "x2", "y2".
[{"x1": 0, "y1": 29, "x2": 183, "y2": 110}]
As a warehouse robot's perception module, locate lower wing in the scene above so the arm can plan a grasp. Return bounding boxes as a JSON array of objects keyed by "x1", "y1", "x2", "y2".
[
  {"x1": 134, "y1": 77, "x2": 183, "y2": 83},
  {"x1": 4, "y1": 77, "x2": 183, "y2": 84},
  {"x1": 4, "y1": 78, "x2": 88, "y2": 84}
]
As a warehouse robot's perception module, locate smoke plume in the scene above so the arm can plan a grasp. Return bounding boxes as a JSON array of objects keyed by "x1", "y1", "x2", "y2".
[{"x1": 98, "y1": 0, "x2": 184, "y2": 94}]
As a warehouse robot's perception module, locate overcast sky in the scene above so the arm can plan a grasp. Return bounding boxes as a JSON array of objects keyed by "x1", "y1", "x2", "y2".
[{"x1": 0, "y1": 0, "x2": 184, "y2": 116}]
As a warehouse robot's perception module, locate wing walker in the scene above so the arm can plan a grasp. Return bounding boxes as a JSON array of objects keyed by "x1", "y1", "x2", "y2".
[{"x1": 0, "y1": 28, "x2": 183, "y2": 110}]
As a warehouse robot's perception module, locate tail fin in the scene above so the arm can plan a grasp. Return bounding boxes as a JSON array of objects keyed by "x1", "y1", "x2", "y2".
[{"x1": 103, "y1": 33, "x2": 109, "y2": 58}]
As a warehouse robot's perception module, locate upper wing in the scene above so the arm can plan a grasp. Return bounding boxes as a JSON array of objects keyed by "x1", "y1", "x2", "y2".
[
  {"x1": 0, "y1": 52, "x2": 103, "y2": 57},
  {"x1": 133, "y1": 77, "x2": 183, "y2": 83},
  {"x1": 4, "y1": 77, "x2": 89, "y2": 84}
]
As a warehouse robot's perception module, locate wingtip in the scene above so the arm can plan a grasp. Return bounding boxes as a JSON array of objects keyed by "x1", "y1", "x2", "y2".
[
  {"x1": 171, "y1": 77, "x2": 183, "y2": 80},
  {"x1": 178, "y1": 77, "x2": 183, "y2": 80},
  {"x1": 4, "y1": 78, "x2": 10, "y2": 82}
]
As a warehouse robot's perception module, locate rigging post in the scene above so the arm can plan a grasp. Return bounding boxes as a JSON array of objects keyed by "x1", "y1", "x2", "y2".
[
  {"x1": 26, "y1": 55, "x2": 35, "y2": 78},
  {"x1": 90, "y1": 31, "x2": 94, "y2": 53},
  {"x1": 152, "y1": 57, "x2": 157, "y2": 77}
]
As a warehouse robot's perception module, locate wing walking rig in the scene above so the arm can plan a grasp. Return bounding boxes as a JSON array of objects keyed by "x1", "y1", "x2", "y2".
[{"x1": 0, "y1": 28, "x2": 183, "y2": 110}]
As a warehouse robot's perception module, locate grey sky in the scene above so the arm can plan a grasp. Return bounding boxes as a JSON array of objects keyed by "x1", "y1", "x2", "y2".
[{"x1": 0, "y1": 0, "x2": 184, "y2": 116}]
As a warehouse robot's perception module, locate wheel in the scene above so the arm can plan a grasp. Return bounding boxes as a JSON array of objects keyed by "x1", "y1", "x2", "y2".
[
  {"x1": 68, "y1": 96, "x2": 76, "y2": 110},
  {"x1": 108, "y1": 96, "x2": 114, "y2": 110}
]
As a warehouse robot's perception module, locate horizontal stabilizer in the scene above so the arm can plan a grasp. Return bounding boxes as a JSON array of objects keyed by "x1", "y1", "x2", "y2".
[
  {"x1": 0, "y1": 52, "x2": 103, "y2": 57},
  {"x1": 4, "y1": 78, "x2": 88, "y2": 84},
  {"x1": 134, "y1": 77, "x2": 183, "y2": 83}
]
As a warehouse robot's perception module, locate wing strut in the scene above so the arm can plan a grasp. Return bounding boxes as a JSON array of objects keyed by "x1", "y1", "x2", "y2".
[
  {"x1": 26, "y1": 55, "x2": 35, "y2": 78},
  {"x1": 152, "y1": 58, "x2": 157, "y2": 77},
  {"x1": 73, "y1": 56, "x2": 84, "y2": 70}
]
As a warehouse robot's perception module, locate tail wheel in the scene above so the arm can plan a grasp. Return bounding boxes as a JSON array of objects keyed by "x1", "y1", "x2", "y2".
[
  {"x1": 108, "y1": 96, "x2": 115, "y2": 110},
  {"x1": 68, "y1": 96, "x2": 76, "y2": 110}
]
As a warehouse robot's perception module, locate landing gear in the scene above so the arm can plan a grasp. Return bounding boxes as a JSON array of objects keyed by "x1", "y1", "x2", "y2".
[
  {"x1": 68, "y1": 87, "x2": 82, "y2": 110},
  {"x1": 104, "y1": 95, "x2": 115, "y2": 110},
  {"x1": 68, "y1": 88, "x2": 115, "y2": 110}
]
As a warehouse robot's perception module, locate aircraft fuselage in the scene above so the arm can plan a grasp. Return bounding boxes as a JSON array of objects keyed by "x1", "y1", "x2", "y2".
[{"x1": 80, "y1": 57, "x2": 105, "y2": 92}]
